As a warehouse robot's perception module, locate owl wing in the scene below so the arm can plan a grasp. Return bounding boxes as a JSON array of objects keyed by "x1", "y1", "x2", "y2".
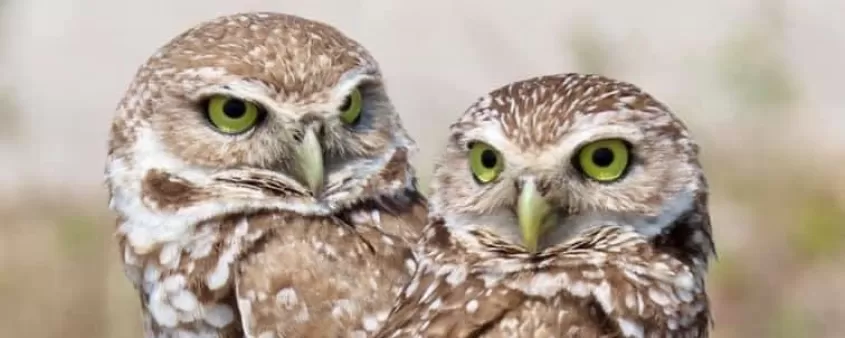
[
  {"x1": 374, "y1": 260, "x2": 526, "y2": 338},
  {"x1": 541, "y1": 226, "x2": 712, "y2": 337},
  {"x1": 374, "y1": 258, "x2": 618, "y2": 338},
  {"x1": 234, "y1": 190, "x2": 427, "y2": 337},
  {"x1": 376, "y1": 226, "x2": 710, "y2": 338}
]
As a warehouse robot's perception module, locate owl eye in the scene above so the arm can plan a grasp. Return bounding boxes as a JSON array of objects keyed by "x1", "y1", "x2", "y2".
[
  {"x1": 469, "y1": 142, "x2": 504, "y2": 183},
  {"x1": 206, "y1": 95, "x2": 263, "y2": 134},
  {"x1": 338, "y1": 88, "x2": 363, "y2": 125},
  {"x1": 574, "y1": 139, "x2": 631, "y2": 182}
]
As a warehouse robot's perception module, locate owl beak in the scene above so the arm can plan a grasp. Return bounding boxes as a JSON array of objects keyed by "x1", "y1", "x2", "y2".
[
  {"x1": 517, "y1": 178, "x2": 555, "y2": 253},
  {"x1": 294, "y1": 127, "x2": 324, "y2": 194}
]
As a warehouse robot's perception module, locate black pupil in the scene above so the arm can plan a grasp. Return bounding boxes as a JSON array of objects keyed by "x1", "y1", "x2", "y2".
[
  {"x1": 222, "y1": 99, "x2": 247, "y2": 119},
  {"x1": 480, "y1": 149, "x2": 498, "y2": 168},
  {"x1": 591, "y1": 147, "x2": 615, "y2": 167},
  {"x1": 339, "y1": 95, "x2": 352, "y2": 111}
]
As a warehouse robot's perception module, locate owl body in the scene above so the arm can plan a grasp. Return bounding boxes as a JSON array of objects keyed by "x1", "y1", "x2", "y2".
[
  {"x1": 106, "y1": 12, "x2": 426, "y2": 337},
  {"x1": 376, "y1": 220, "x2": 708, "y2": 338},
  {"x1": 376, "y1": 74, "x2": 715, "y2": 337}
]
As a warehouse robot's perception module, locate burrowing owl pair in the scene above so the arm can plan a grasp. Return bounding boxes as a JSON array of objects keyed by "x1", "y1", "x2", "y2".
[{"x1": 105, "y1": 12, "x2": 715, "y2": 338}]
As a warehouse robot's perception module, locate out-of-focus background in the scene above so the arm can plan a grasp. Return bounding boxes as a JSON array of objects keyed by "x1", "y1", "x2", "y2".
[{"x1": 1, "y1": 0, "x2": 843, "y2": 337}]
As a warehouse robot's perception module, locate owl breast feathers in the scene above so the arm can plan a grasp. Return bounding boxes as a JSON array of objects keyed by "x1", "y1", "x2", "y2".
[
  {"x1": 106, "y1": 12, "x2": 428, "y2": 337},
  {"x1": 375, "y1": 73, "x2": 716, "y2": 338}
]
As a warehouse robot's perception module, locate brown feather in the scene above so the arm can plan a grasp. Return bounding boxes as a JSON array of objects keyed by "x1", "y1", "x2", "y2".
[
  {"x1": 236, "y1": 190, "x2": 427, "y2": 337},
  {"x1": 375, "y1": 222, "x2": 710, "y2": 338}
]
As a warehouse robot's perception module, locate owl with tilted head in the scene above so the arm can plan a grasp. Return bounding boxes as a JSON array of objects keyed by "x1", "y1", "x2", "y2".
[
  {"x1": 375, "y1": 73, "x2": 716, "y2": 338},
  {"x1": 104, "y1": 12, "x2": 427, "y2": 337}
]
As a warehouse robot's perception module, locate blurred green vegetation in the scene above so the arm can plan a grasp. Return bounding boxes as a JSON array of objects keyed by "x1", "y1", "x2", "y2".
[
  {"x1": 714, "y1": 1, "x2": 799, "y2": 123},
  {"x1": 768, "y1": 305, "x2": 818, "y2": 338},
  {"x1": 57, "y1": 214, "x2": 102, "y2": 258},
  {"x1": 792, "y1": 190, "x2": 845, "y2": 261}
]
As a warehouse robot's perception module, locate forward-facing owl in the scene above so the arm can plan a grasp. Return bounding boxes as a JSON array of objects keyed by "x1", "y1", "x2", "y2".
[
  {"x1": 375, "y1": 73, "x2": 716, "y2": 337},
  {"x1": 104, "y1": 12, "x2": 427, "y2": 337}
]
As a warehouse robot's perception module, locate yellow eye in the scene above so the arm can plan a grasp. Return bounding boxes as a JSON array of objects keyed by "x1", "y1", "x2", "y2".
[
  {"x1": 338, "y1": 88, "x2": 363, "y2": 125},
  {"x1": 469, "y1": 142, "x2": 504, "y2": 183},
  {"x1": 206, "y1": 95, "x2": 262, "y2": 134},
  {"x1": 576, "y1": 139, "x2": 630, "y2": 182}
]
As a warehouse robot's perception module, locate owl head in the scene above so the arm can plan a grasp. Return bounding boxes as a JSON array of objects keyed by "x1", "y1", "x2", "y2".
[
  {"x1": 105, "y1": 12, "x2": 417, "y2": 252},
  {"x1": 429, "y1": 74, "x2": 713, "y2": 263}
]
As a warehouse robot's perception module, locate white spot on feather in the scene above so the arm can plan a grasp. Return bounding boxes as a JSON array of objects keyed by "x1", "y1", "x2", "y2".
[
  {"x1": 625, "y1": 293, "x2": 637, "y2": 310},
  {"x1": 519, "y1": 272, "x2": 569, "y2": 297},
  {"x1": 188, "y1": 227, "x2": 217, "y2": 259},
  {"x1": 404, "y1": 259, "x2": 416, "y2": 274},
  {"x1": 159, "y1": 242, "x2": 181, "y2": 268},
  {"x1": 363, "y1": 315, "x2": 380, "y2": 332},
  {"x1": 203, "y1": 304, "x2": 235, "y2": 328},
  {"x1": 481, "y1": 273, "x2": 503, "y2": 287},
  {"x1": 381, "y1": 236, "x2": 394, "y2": 246},
  {"x1": 617, "y1": 317, "x2": 644, "y2": 338},
  {"x1": 171, "y1": 290, "x2": 199, "y2": 312},
  {"x1": 144, "y1": 264, "x2": 161, "y2": 283},
  {"x1": 445, "y1": 265, "x2": 468, "y2": 286},
  {"x1": 675, "y1": 271, "x2": 695, "y2": 290},
  {"x1": 332, "y1": 299, "x2": 359, "y2": 319},
  {"x1": 668, "y1": 318, "x2": 679, "y2": 330},
  {"x1": 677, "y1": 289, "x2": 694, "y2": 302},
  {"x1": 148, "y1": 289, "x2": 178, "y2": 328},
  {"x1": 234, "y1": 219, "x2": 249, "y2": 237},
  {"x1": 568, "y1": 281, "x2": 590, "y2": 297},
  {"x1": 275, "y1": 288, "x2": 298, "y2": 309},
  {"x1": 500, "y1": 318, "x2": 519, "y2": 330},
  {"x1": 162, "y1": 275, "x2": 185, "y2": 292},
  {"x1": 593, "y1": 281, "x2": 613, "y2": 312},
  {"x1": 206, "y1": 219, "x2": 249, "y2": 290},
  {"x1": 371, "y1": 210, "x2": 381, "y2": 226},
  {"x1": 648, "y1": 288, "x2": 671, "y2": 306},
  {"x1": 466, "y1": 300, "x2": 479, "y2": 313},
  {"x1": 206, "y1": 263, "x2": 230, "y2": 290}
]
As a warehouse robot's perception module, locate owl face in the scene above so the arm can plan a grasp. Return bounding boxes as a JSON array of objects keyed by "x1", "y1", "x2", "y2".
[
  {"x1": 430, "y1": 74, "x2": 708, "y2": 252},
  {"x1": 107, "y1": 13, "x2": 415, "y2": 215},
  {"x1": 142, "y1": 66, "x2": 401, "y2": 194}
]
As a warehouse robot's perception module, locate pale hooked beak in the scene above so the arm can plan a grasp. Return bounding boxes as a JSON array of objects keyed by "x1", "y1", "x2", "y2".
[
  {"x1": 517, "y1": 178, "x2": 556, "y2": 253},
  {"x1": 294, "y1": 126, "x2": 324, "y2": 194}
]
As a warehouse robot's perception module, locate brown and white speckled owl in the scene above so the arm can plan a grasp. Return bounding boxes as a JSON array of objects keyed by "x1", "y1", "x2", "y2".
[
  {"x1": 104, "y1": 12, "x2": 428, "y2": 337},
  {"x1": 375, "y1": 73, "x2": 716, "y2": 338}
]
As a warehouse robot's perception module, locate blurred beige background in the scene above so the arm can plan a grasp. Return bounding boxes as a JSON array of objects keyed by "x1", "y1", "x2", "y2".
[{"x1": 1, "y1": 0, "x2": 843, "y2": 337}]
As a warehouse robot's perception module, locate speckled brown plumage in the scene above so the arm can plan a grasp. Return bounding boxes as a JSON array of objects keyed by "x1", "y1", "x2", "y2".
[
  {"x1": 375, "y1": 73, "x2": 715, "y2": 337},
  {"x1": 105, "y1": 11, "x2": 426, "y2": 337}
]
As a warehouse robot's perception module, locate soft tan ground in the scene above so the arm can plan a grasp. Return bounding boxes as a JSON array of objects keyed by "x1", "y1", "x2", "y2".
[{"x1": 1, "y1": 1, "x2": 844, "y2": 337}]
